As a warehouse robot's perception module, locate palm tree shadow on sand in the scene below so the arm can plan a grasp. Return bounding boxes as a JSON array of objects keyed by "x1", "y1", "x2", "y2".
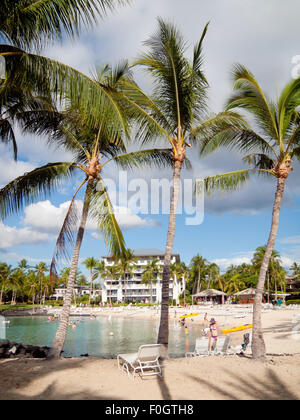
[
  {"x1": 0, "y1": 358, "x2": 122, "y2": 400},
  {"x1": 187, "y1": 367, "x2": 299, "y2": 400}
]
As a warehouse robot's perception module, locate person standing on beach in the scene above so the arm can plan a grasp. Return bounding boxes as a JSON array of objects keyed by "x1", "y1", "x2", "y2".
[
  {"x1": 208, "y1": 318, "x2": 218, "y2": 353},
  {"x1": 204, "y1": 313, "x2": 209, "y2": 328}
]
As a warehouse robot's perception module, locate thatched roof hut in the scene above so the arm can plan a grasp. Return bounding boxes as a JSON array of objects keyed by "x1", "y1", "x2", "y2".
[{"x1": 193, "y1": 289, "x2": 226, "y2": 298}]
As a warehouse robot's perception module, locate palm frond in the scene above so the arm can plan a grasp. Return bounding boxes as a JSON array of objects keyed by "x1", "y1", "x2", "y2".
[
  {"x1": 226, "y1": 64, "x2": 279, "y2": 142},
  {"x1": 0, "y1": 118, "x2": 18, "y2": 160},
  {"x1": 195, "y1": 169, "x2": 252, "y2": 197},
  {"x1": 292, "y1": 146, "x2": 300, "y2": 162},
  {"x1": 242, "y1": 153, "x2": 275, "y2": 171},
  {"x1": 0, "y1": 0, "x2": 129, "y2": 49},
  {"x1": 89, "y1": 177, "x2": 126, "y2": 258},
  {"x1": 277, "y1": 77, "x2": 300, "y2": 141},
  {"x1": 0, "y1": 162, "x2": 77, "y2": 219},
  {"x1": 192, "y1": 111, "x2": 277, "y2": 158},
  {"x1": 108, "y1": 148, "x2": 174, "y2": 170},
  {"x1": 134, "y1": 18, "x2": 209, "y2": 136},
  {"x1": 49, "y1": 179, "x2": 87, "y2": 287}
]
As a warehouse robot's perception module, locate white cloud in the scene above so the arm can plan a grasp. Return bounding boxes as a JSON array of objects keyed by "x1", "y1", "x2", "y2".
[
  {"x1": 0, "y1": 148, "x2": 35, "y2": 188},
  {"x1": 114, "y1": 205, "x2": 158, "y2": 230},
  {"x1": 279, "y1": 236, "x2": 300, "y2": 245},
  {"x1": 23, "y1": 200, "x2": 158, "y2": 237},
  {"x1": 212, "y1": 253, "x2": 254, "y2": 272},
  {"x1": 23, "y1": 200, "x2": 80, "y2": 234},
  {"x1": 0, "y1": 222, "x2": 51, "y2": 249}
]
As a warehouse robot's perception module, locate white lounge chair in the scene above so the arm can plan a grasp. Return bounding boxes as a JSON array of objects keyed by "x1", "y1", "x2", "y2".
[
  {"x1": 117, "y1": 344, "x2": 162, "y2": 379},
  {"x1": 213, "y1": 336, "x2": 231, "y2": 355},
  {"x1": 185, "y1": 338, "x2": 209, "y2": 357}
]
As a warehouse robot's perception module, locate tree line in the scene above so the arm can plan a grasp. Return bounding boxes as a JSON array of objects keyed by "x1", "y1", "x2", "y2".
[{"x1": 1, "y1": 250, "x2": 299, "y2": 305}]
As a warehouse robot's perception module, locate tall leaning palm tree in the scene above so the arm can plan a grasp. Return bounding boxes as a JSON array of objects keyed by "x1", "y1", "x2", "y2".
[
  {"x1": 131, "y1": 19, "x2": 245, "y2": 355},
  {"x1": 197, "y1": 65, "x2": 300, "y2": 360}
]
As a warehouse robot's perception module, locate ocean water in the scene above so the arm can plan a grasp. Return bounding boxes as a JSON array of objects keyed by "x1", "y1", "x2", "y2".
[{"x1": 4, "y1": 316, "x2": 203, "y2": 358}]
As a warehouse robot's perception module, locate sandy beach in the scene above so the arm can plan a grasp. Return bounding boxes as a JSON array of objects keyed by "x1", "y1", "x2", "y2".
[{"x1": 1, "y1": 306, "x2": 299, "y2": 400}]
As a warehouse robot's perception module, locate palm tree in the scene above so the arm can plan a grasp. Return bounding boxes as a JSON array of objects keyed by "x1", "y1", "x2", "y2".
[
  {"x1": 94, "y1": 260, "x2": 105, "y2": 301},
  {"x1": 0, "y1": 263, "x2": 12, "y2": 304},
  {"x1": 130, "y1": 19, "x2": 246, "y2": 354},
  {"x1": 83, "y1": 257, "x2": 100, "y2": 305},
  {"x1": 103, "y1": 265, "x2": 120, "y2": 305},
  {"x1": 0, "y1": 59, "x2": 173, "y2": 358},
  {"x1": 198, "y1": 66, "x2": 300, "y2": 359},
  {"x1": 176, "y1": 262, "x2": 190, "y2": 305},
  {"x1": 252, "y1": 246, "x2": 282, "y2": 301},
  {"x1": 34, "y1": 262, "x2": 49, "y2": 305},
  {"x1": 116, "y1": 249, "x2": 137, "y2": 303},
  {"x1": 290, "y1": 262, "x2": 300, "y2": 278},
  {"x1": 189, "y1": 255, "x2": 208, "y2": 295},
  {"x1": 206, "y1": 263, "x2": 220, "y2": 291},
  {"x1": 223, "y1": 274, "x2": 246, "y2": 296},
  {"x1": 142, "y1": 258, "x2": 161, "y2": 304}
]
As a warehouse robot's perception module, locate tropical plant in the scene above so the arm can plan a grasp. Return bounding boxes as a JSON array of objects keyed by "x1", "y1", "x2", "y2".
[
  {"x1": 102, "y1": 264, "x2": 120, "y2": 305},
  {"x1": 290, "y1": 262, "x2": 300, "y2": 278},
  {"x1": 189, "y1": 255, "x2": 209, "y2": 294},
  {"x1": 141, "y1": 258, "x2": 161, "y2": 304},
  {"x1": 206, "y1": 263, "x2": 220, "y2": 291},
  {"x1": 129, "y1": 18, "x2": 248, "y2": 353},
  {"x1": 197, "y1": 65, "x2": 300, "y2": 359},
  {"x1": 0, "y1": 0, "x2": 129, "y2": 50},
  {"x1": 0, "y1": 1, "x2": 130, "y2": 159},
  {"x1": 33, "y1": 262, "x2": 49, "y2": 305},
  {"x1": 175, "y1": 262, "x2": 190, "y2": 305},
  {"x1": 223, "y1": 273, "x2": 246, "y2": 295},
  {"x1": 115, "y1": 249, "x2": 137, "y2": 303},
  {"x1": 0, "y1": 263, "x2": 12, "y2": 304},
  {"x1": 83, "y1": 257, "x2": 100, "y2": 305}
]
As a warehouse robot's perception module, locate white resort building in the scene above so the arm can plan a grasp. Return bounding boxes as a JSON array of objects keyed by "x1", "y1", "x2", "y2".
[{"x1": 101, "y1": 249, "x2": 185, "y2": 304}]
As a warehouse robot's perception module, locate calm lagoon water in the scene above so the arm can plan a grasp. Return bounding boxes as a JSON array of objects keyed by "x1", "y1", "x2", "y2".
[{"x1": 5, "y1": 316, "x2": 203, "y2": 358}]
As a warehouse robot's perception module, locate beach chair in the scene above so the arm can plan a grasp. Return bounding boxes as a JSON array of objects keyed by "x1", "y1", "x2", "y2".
[
  {"x1": 185, "y1": 338, "x2": 209, "y2": 358},
  {"x1": 213, "y1": 336, "x2": 231, "y2": 355},
  {"x1": 117, "y1": 344, "x2": 162, "y2": 379}
]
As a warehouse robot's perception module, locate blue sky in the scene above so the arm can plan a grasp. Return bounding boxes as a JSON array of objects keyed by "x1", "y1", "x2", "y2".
[{"x1": 0, "y1": 0, "x2": 300, "y2": 275}]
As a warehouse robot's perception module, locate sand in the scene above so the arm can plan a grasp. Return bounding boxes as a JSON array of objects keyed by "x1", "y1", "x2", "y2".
[{"x1": 0, "y1": 306, "x2": 300, "y2": 400}]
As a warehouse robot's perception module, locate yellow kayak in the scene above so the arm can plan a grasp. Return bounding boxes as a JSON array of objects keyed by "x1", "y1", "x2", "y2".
[
  {"x1": 222, "y1": 324, "x2": 253, "y2": 334},
  {"x1": 179, "y1": 313, "x2": 199, "y2": 319}
]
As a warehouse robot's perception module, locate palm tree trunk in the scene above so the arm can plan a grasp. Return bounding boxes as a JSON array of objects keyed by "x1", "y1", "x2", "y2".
[
  {"x1": 47, "y1": 181, "x2": 92, "y2": 359},
  {"x1": 267, "y1": 272, "x2": 270, "y2": 304},
  {"x1": 0, "y1": 286, "x2": 3, "y2": 305},
  {"x1": 252, "y1": 177, "x2": 286, "y2": 360},
  {"x1": 89, "y1": 270, "x2": 93, "y2": 306},
  {"x1": 158, "y1": 160, "x2": 182, "y2": 356},
  {"x1": 197, "y1": 267, "x2": 201, "y2": 293}
]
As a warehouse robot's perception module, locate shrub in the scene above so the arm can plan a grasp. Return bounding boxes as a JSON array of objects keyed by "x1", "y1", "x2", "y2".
[{"x1": 286, "y1": 300, "x2": 300, "y2": 306}]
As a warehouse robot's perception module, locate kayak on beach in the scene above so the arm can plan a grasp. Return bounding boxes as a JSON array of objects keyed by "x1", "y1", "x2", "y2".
[
  {"x1": 179, "y1": 313, "x2": 199, "y2": 319},
  {"x1": 222, "y1": 324, "x2": 253, "y2": 334}
]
